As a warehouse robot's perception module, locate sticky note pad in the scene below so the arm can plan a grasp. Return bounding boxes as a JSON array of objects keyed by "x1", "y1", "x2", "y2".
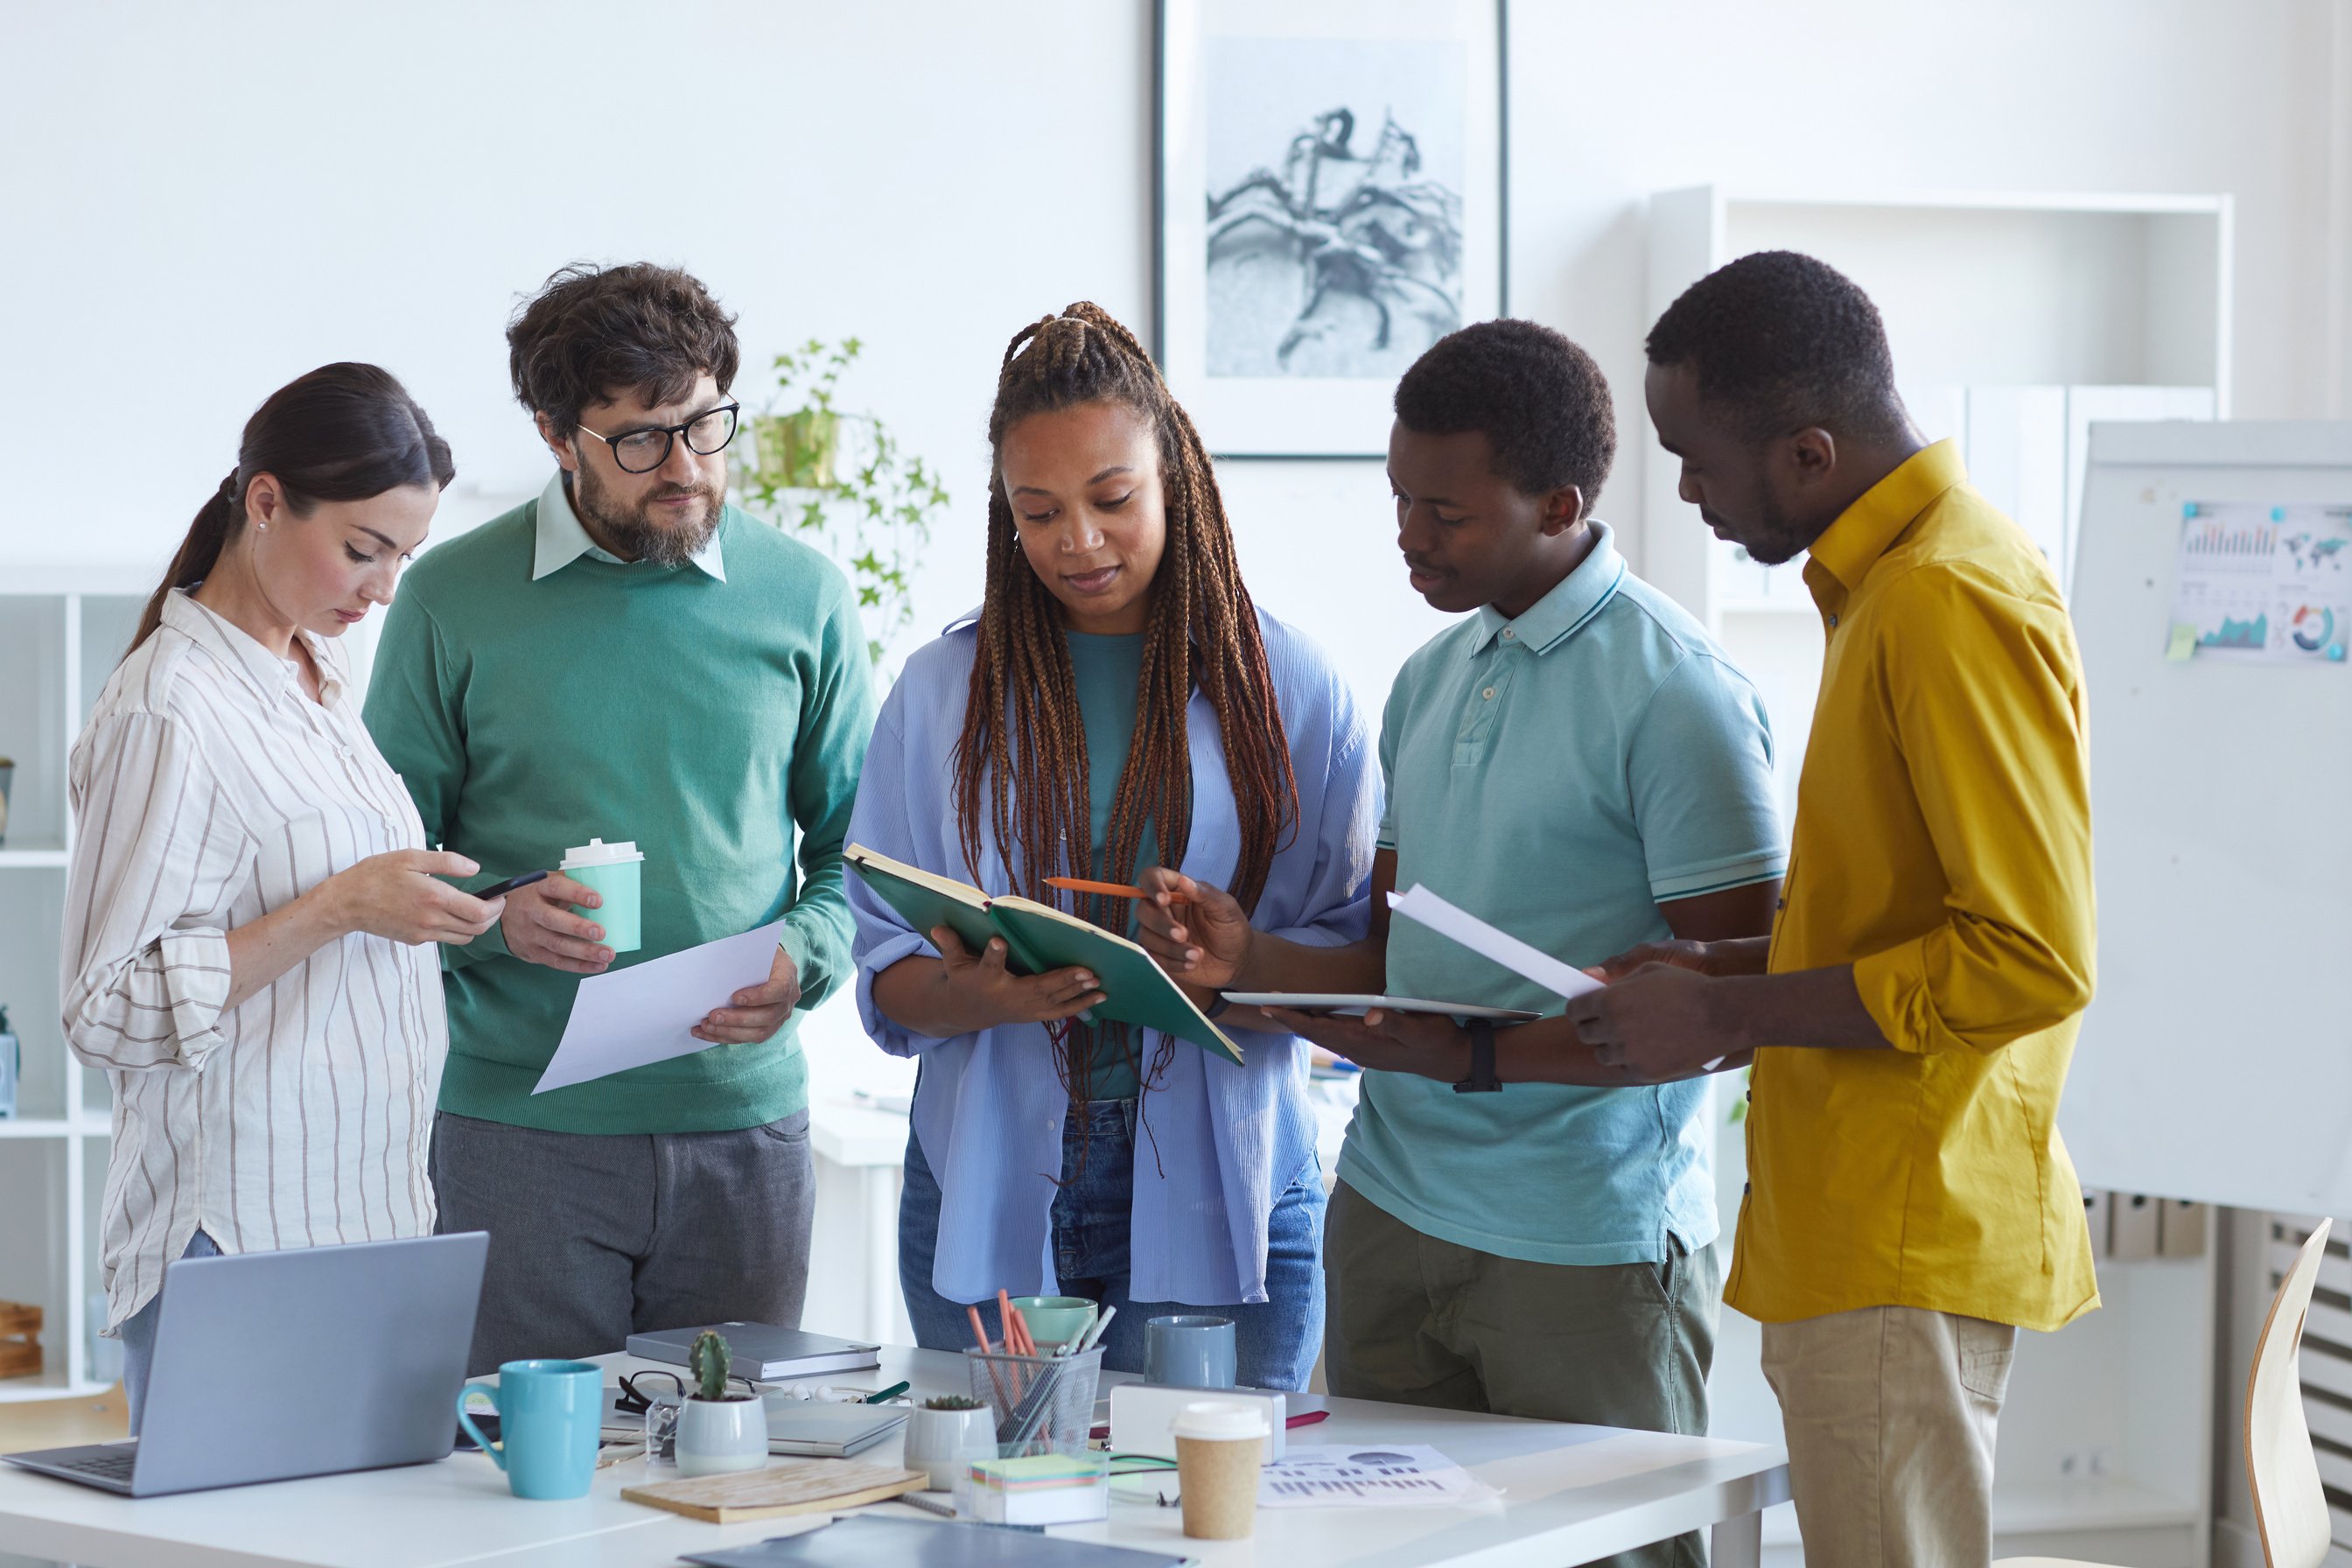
[{"x1": 2166, "y1": 624, "x2": 2198, "y2": 662}]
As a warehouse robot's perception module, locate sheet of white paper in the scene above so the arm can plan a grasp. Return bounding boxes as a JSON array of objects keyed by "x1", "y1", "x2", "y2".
[
  {"x1": 1258, "y1": 1443, "x2": 1500, "y2": 1508},
  {"x1": 1387, "y1": 886, "x2": 1726, "y2": 1073},
  {"x1": 533, "y1": 920, "x2": 788, "y2": 1095},
  {"x1": 1385, "y1": 886, "x2": 1603, "y2": 1001}
]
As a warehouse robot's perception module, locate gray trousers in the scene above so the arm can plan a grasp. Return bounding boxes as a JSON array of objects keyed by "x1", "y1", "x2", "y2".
[{"x1": 430, "y1": 1109, "x2": 815, "y2": 1376}]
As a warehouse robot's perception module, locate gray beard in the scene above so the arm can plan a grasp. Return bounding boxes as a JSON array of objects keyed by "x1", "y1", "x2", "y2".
[{"x1": 572, "y1": 464, "x2": 722, "y2": 567}]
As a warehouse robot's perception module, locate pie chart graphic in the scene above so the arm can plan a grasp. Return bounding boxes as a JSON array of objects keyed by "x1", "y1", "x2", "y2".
[{"x1": 2291, "y1": 604, "x2": 2336, "y2": 653}]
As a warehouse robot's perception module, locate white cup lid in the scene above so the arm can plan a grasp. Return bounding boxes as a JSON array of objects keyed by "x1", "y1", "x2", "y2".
[
  {"x1": 1172, "y1": 1400, "x2": 1270, "y2": 1441},
  {"x1": 561, "y1": 837, "x2": 644, "y2": 867}
]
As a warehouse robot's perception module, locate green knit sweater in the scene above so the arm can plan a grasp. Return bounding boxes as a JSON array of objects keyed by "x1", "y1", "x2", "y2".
[{"x1": 362, "y1": 500, "x2": 876, "y2": 1133}]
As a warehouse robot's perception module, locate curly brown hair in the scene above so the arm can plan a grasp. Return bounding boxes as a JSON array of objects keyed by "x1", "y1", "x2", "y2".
[{"x1": 506, "y1": 262, "x2": 740, "y2": 435}]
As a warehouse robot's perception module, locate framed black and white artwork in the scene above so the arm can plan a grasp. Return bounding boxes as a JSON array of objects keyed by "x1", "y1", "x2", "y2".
[{"x1": 1156, "y1": 0, "x2": 1507, "y2": 458}]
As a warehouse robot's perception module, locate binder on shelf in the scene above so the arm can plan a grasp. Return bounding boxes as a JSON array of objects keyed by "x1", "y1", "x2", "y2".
[
  {"x1": 2082, "y1": 1189, "x2": 2112, "y2": 1261},
  {"x1": 2110, "y1": 1192, "x2": 2161, "y2": 1262},
  {"x1": 2159, "y1": 1199, "x2": 2209, "y2": 1259}
]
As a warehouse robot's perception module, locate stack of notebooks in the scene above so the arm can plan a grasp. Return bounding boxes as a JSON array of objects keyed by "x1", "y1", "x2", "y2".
[
  {"x1": 845, "y1": 845, "x2": 1241, "y2": 1063},
  {"x1": 959, "y1": 1452, "x2": 1110, "y2": 1526},
  {"x1": 624, "y1": 1324, "x2": 881, "y2": 1381}
]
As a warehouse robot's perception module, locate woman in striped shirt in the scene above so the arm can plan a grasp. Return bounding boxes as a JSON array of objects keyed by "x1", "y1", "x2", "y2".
[{"x1": 62, "y1": 363, "x2": 502, "y2": 1431}]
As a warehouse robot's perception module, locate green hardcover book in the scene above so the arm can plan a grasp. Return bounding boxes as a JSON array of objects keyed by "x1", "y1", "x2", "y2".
[{"x1": 845, "y1": 844, "x2": 1242, "y2": 1066}]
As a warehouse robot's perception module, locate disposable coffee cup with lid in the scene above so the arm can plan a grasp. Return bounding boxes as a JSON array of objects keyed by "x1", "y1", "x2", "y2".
[
  {"x1": 560, "y1": 838, "x2": 646, "y2": 954},
  {"x1": 1171, "y1": 1399, "x2": 1270, "y2": 1541}
]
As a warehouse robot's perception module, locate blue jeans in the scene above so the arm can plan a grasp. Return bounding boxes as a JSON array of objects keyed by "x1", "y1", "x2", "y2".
[
  {"x1": 900, "y1": 1098, "x2": 1326, "y2": 1390},
  {"x1": 119, "y1": 1229, "x2": 220, "y2": 1436}
]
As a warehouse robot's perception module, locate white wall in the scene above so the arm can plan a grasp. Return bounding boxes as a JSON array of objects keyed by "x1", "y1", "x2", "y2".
[{"x1": 12, "y1": 2, "x2": 2346, "y2": 704}]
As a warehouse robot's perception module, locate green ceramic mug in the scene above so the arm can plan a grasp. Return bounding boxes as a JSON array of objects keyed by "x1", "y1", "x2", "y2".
[
  {"x1": 1011, "y1": 1295, "x2": 1098, "y2": 1351},
  {"x1": 561, "y1": 837, "x2": 645, "y2": 953}
]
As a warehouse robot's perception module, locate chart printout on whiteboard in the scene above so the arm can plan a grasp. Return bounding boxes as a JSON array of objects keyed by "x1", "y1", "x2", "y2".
[
  {"x1": 2169, "y1": 500, "x2": 2352, "y2": 663},
  {"x1": 1384, "y1": 886, "x2": 1604, "y2": 1000}
]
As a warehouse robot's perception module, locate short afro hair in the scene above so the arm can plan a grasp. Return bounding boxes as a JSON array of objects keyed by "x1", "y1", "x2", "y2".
[
  {"x1": 508, "y1": 262, "x2": 740, "y2": 438},
  {"x1": 1644, "y1": 250, "x2": 1906, "y2": 443},
  {"x1": 1393, "y1": 318, "x2": 1615, "y2": 505}
]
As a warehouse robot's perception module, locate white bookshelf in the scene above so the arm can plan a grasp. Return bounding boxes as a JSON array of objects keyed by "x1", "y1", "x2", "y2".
[
  {"x1": 0, "y1": 566, "x2": 152, "y2": 1401},
  {"x1": 1648, "y1": 187, "x2": 2232, "y2": 1564}
]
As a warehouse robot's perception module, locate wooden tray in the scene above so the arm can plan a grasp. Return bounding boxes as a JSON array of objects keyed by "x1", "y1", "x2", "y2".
[
  {"x1": 0, "y1": 1300, "x2": 40, "y2": 1381},
  {"x1": 620, "y1": 1458, "x2": 928, "y2": 1522}
]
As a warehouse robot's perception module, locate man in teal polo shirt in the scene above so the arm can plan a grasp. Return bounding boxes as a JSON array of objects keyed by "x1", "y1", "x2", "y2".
[
  {"x1": 365, "y1": 262, "x2": 876, "y2": 1373},
  {"x1": 1137, "y1": 320, "x2": 1782, "y2": 1568}
]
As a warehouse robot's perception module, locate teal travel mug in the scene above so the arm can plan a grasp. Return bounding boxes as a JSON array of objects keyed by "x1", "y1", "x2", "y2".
[
  {"x1": 457, "y1": 1359, "x2": 603, "y2": 1500},
  {"x1": 561, "y1": 838, "x2": 645, "y2": 954}
]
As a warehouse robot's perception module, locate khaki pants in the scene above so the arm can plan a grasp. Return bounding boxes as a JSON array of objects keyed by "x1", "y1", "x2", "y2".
[
  {"x1": 1760, "y1": 1306, "x2": 2017, "y2": 1568},
  {"x1": 1324, "y1": 1181, "x2": 1719, "y2": 1568}
]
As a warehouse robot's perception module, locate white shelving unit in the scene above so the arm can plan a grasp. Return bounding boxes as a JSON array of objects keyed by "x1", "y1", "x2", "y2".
[
  {"x1": 1648, "y1": 187, "x2": 2233, "y2": 1565},
  {"x1": 0, "y1": 565, "x2": 153, "y2": 1402}
]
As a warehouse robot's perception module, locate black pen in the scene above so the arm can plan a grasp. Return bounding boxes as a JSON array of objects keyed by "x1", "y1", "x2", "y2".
[{"x1": 472, "y1": 870, "x2": 549, "y2": 900}]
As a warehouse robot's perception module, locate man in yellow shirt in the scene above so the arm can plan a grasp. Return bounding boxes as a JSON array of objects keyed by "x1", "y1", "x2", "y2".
[{"x1": 1568, "y1": 250, "x2": 2099, "y2": 1565}]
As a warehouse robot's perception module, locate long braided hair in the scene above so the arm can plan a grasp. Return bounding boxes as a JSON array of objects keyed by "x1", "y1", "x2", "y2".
[{"x1": 954, "y1": 303, "x2": 1298, "y2": 1100}]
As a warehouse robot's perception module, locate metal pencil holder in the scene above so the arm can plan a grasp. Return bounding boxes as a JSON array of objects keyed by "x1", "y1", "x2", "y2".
[{"x1": 965, "y1": 1345, "x2": 1102, "y2": 1457}]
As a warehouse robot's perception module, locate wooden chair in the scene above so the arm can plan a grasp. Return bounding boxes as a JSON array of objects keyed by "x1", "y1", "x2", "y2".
[{"x1": 1997, "y1": 1216, "x2": 2333, "y2": 1568}]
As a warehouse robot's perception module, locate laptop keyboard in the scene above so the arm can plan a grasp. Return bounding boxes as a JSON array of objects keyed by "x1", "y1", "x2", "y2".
[{"x1": 51, "y1": 1448, "x2": 137, "y2": 1481}]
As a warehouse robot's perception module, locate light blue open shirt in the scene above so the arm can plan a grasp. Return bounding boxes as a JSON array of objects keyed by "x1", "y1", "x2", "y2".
[{"x1": 849, "y1": 606, "x2": 1378, "y2": 1307}]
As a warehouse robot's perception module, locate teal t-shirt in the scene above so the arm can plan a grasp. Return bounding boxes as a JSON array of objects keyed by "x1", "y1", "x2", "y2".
[
  {"x1": 1065, "y1": 629, "x2": 1158, "y2": 1100},
  {"x1": 1336, "y1": 522, "x2": 1786, "y2": 1266}
]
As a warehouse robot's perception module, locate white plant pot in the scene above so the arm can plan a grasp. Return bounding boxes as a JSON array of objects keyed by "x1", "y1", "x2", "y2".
[
  {"x1": 903, "y1": 1404, "x2": 996, "y2": 1489},
  {"x1": 676, "y1": 1396, "x2": 768, "y2": 1478}
]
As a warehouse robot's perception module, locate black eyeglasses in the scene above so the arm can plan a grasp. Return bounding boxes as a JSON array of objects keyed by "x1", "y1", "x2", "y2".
[
  {"x1": 613, "y1": 1368, "x2": 760, "y2": 1412},
  {"x1": 576, "y1": 402, "x2": 741, "y2": 474}
]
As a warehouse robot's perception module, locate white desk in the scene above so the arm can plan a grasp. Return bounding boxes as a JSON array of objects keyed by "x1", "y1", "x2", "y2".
[{"x1": 0, "y1": 1346, "x2": 1788, "y2": 1568}]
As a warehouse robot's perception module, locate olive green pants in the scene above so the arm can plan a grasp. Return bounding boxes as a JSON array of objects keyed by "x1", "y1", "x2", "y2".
[{"x1": 1323, "y1": 1180, "x2": 1721, "y2": 1568}]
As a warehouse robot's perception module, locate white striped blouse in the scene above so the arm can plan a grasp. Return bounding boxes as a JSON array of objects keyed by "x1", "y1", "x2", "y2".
[{"x1": 61, "y1": 588, "x2": 446, "y2": 1332}]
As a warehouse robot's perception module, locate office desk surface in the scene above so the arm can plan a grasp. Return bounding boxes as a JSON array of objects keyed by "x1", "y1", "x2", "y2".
[{"x1": 0, "y1": 1345, "x2": 1788, "y2": 1568}]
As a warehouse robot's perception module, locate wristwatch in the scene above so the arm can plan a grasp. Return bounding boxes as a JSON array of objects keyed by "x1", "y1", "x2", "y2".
[
  {"x1": 1205, "y1": 993, "x2": 1232, "y2": 1019},
  {"x1": 1453, "y1": 1018, "x2": 1502, "y2": 1094}
]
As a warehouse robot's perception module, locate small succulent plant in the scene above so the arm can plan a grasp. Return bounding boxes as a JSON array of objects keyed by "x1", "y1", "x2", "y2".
[
  {"x1": 921, "y1": 1394, "x2": 985, "y2": 1411},
  {"x1": 689, "y1": 1329, "x2": 733, "y2": 1402}
]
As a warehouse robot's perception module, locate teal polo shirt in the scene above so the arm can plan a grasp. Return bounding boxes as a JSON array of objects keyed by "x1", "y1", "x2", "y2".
[{"x1": 1336, "y1": 522, "x2": 1785, "y2": 1266}]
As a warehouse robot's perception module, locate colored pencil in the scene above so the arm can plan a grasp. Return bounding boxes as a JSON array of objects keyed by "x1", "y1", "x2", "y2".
[
  {"x1": 997, "y1": 1290, "x2": 1034, "y2": 1357},
  {"x1": 1045, "y1": 876, "x2": 1186, "y2": 905},
  {"x1": 967, "y1": 1304, "x2": 1012, "y2": 1409}
]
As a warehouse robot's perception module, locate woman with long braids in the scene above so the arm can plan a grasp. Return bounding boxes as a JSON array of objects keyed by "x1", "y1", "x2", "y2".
[
  {"x1": 62, "y1": 364, "x2": 495, "y2": 1432},
  {"x1": 847, "y1": 303, "x2": 1376, "y2": 1389}
]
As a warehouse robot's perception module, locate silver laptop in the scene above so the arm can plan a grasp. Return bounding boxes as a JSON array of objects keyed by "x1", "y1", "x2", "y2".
[{"x1": 4, "y1": 1232, "x2": 487, "y2": 1496}]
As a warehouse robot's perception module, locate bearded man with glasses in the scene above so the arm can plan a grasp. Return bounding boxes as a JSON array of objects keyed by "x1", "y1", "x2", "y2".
[{"x1": 365, "y1": 262, "x2": 877, "y2": 1373}]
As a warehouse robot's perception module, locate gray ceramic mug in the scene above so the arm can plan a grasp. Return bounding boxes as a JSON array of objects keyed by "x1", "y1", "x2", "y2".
[{"x1": 1144, "y1": 1314, "x2": 1237, "y2": 1389}]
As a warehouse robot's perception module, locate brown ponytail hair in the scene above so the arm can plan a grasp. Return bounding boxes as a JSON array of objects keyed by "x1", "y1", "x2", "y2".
[
  {"x1": 954, "y1": 303, "x2": 1298, "y2": 1099},
  {"x1": 132, "y1": 362, "x2": 456, "y2": 654}
]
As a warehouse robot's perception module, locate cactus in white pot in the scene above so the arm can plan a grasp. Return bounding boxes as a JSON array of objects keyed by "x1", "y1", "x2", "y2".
[
  {"x1": 903, "y1": 1394, "x2": 995, "y2": 1490},
  {"x1": 676, "y1": 1330, "x2": 767, "y2": 1477}
]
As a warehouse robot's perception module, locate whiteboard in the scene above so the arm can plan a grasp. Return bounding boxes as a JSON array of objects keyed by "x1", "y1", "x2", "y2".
[{"x1": 2063, "y1": 420, "x2": 2352, "y2": 1214}]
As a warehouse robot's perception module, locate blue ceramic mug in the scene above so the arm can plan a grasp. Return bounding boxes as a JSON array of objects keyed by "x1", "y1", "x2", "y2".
[
  {"x1": 457, "y1": 1359, "x2": 602, "y2": 1500},
  {"x1": 1144, "y1": 1314, "x2": 1237, "y2": 1390}
]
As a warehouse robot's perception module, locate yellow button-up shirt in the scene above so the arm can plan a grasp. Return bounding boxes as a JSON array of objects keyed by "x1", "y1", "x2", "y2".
[{"x1": 1723, "y1": 440, "x2": 2100, "y2": 1333}]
